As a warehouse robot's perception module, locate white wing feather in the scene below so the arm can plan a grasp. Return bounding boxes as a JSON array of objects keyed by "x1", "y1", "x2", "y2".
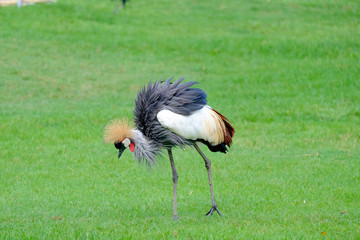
[{"x1": 157, "y1": 105, "x2": 224, "y2": 145}]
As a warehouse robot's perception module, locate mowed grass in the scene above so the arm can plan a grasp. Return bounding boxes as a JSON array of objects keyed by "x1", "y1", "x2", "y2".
[{"x1": 0, "y1": 0, "x2": 359, "y2": 238}]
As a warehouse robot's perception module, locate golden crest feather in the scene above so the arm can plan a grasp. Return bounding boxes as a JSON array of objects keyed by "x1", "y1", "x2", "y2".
[{"x1": 103, "y1": 119, "x2": 134, "y2": 143}]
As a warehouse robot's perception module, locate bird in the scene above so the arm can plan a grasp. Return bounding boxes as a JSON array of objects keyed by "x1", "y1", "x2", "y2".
[{"x1": 104, "y1": 78, "x2": 235, "y2": 220}]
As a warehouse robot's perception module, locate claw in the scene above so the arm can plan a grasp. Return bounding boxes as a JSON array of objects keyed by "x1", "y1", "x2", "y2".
[{"x1": 206, "y1": 206, "x2": 222, "y2": 216}]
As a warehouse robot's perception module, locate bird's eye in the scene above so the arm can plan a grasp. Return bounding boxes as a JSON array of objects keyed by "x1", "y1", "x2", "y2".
[{"x1": 122, "y1": 138, "x2": 131, "y2": 148}]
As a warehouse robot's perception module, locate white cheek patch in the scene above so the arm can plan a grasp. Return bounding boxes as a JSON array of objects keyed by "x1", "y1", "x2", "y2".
[{"x1": 122, "y1": 138, "x2": 131, "y2": 148}]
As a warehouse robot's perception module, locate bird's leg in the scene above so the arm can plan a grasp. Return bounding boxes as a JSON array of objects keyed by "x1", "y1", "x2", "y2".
[
  {"x1": 113, "y1": 0, "x2": 122, "y2": 14},
  {"x1": 194, "y1": 143, "x2": 222, "y2": 217},
  {"x1": 168, "y1": 149, "x2": 179, "y2": 220},
  {"x1": 113, "y1": 2, "x2": 120, "y2": 14}
]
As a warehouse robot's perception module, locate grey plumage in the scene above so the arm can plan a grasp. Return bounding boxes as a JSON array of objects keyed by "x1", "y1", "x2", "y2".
[
  {"x1": 133, "y1": 77, "x2": 207, "y2": 164},
  {"x1": 132, "y1": 130, "x2": 160, "y2": 166}
]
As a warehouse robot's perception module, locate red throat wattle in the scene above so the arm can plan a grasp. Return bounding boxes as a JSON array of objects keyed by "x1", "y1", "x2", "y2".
[{"x1": 129, "y1": 142, "x2": 135, "y2": 152}]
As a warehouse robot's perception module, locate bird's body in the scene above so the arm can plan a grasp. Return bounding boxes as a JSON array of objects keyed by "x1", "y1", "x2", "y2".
[
  {"x1": 104, "y1": 78, "x2": 235, "y2": 219},
  {"x1": 157, "y1": 106, "x2": 232, "y2": 148}
]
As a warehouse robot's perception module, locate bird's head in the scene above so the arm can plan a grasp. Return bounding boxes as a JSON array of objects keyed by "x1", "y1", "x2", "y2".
[{"x1": 103, "y1": 119, "x2": 135, "y2": 158}]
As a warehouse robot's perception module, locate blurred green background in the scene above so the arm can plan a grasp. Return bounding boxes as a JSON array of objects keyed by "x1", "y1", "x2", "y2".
[{"x1": 0, "y1": 0, "x2": 359, "y2": 238}]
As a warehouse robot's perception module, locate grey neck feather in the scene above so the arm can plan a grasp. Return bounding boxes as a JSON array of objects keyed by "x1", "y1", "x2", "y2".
[{"x1": 132, "y1": 130, "x2": 161, "y2": 166}]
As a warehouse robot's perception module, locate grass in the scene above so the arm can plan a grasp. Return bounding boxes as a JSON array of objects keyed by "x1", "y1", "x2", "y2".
[{"x1": 0, "y1": 0, "x2": 359, "y2": 238}]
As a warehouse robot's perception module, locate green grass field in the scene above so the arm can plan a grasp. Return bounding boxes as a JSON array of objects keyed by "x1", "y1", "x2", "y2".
[{"x1": 1, "y1": 0, "x2": 359, "y2": 238}]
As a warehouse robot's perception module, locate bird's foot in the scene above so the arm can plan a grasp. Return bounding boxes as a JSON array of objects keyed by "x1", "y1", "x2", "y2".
[
  {"x1": 206, "y1": 205, "x2": 222, "y2": 216},
  {"x1": 173, "y1": 215, "x2": 179, "y2": 221}
]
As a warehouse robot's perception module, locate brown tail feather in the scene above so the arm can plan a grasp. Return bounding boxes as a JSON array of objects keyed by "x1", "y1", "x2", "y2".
[{"x1": 212, "y1": 109, "x2": 235, "y2": 147}]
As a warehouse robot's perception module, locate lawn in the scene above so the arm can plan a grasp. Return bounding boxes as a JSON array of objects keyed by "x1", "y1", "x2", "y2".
[{"x1": 0, "y1": 0, "x2": 359, "y2": 239}]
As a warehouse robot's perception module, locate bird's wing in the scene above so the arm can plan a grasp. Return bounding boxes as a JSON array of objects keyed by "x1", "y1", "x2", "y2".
[
  {"x1": 157, "y1": 105, "x2": 225, "y2": 146},
  {"x1": 161, "y1": 78, "x2": 208, "y2": 116},
  {"x1": 133, "y1": 78, "x2": 208, "y2": 148}
]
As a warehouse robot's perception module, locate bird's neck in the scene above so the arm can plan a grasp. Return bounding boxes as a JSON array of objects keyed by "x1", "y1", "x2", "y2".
[{"x1": 132, "y1": 130, "x2": 160, "y2": 165}]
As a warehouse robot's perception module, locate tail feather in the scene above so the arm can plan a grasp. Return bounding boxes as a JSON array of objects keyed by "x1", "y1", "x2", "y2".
[{"x1": 211, "y1": 109, "x2": 235, "y2": 147}]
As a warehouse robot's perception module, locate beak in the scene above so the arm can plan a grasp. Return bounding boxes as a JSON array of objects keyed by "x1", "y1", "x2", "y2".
[
  {"x1": 118, "y1": 148, "x2": 125, "y2": 158},
  {"x1": 114, "y1": 141, "x2": 126, "y2": 159}
]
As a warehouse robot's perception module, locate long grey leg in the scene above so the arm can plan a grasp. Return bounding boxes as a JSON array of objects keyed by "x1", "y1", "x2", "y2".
[
  {"x1": 113, "y1": 3, "x2": 119, "y2": 13},
  {"x1": 113, "y1": 0, "x2": 126, "y2": 13},
  {"x1": 194, "y1": 143, "x2": 222, "y2": 216},
  {"x1": 168, "y1": 149, "x2": 179, "y2": 220}
]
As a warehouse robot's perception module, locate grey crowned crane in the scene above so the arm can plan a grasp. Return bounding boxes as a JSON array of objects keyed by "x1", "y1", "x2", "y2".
[{"x1": 104, "y1": 78, "x2": 235, "y2": 220}]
